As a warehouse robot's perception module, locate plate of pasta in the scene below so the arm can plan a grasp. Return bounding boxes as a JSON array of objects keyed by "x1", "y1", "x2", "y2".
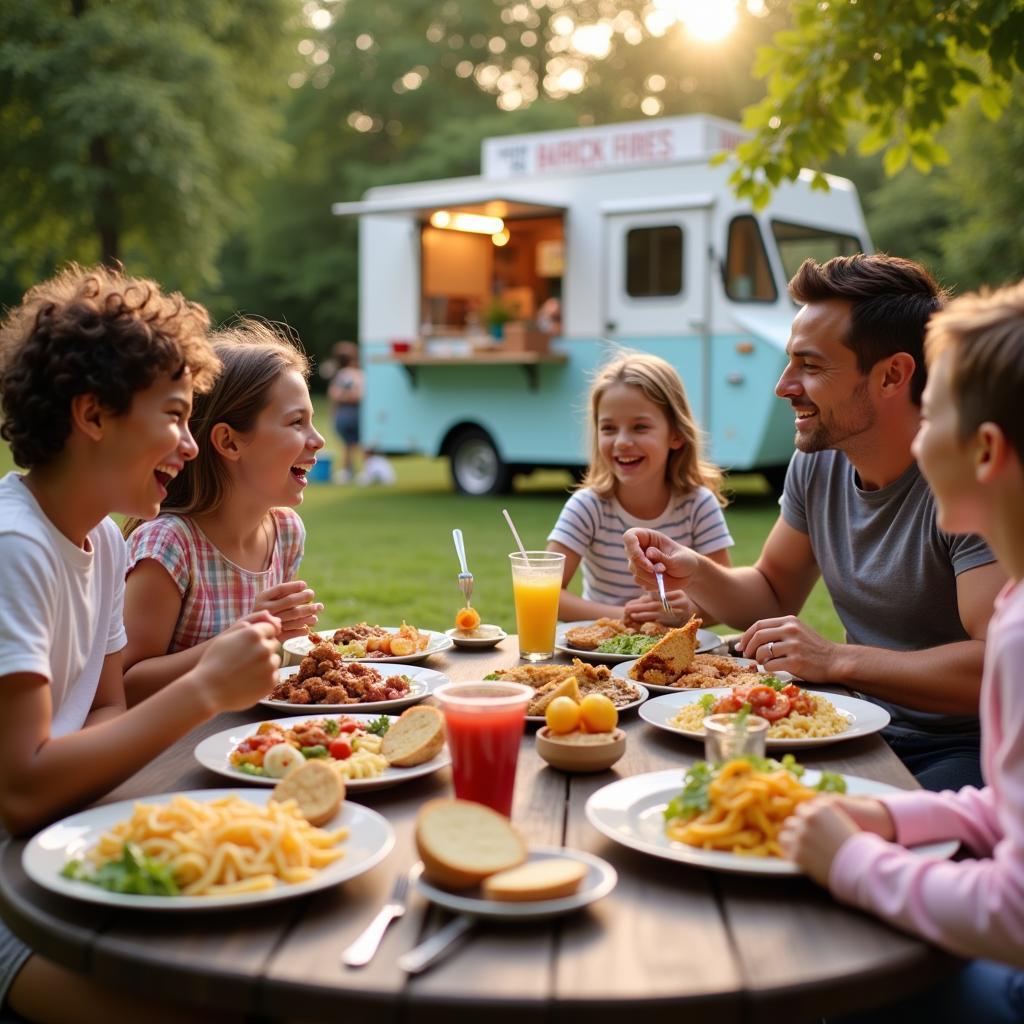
[
  {"x1": 638, "y1": 684, "x2": 890, "y2": 749},
  {"x1": 261, "y1": 663, "x2": 448, "y2": 713},
  {"x1": 282, "y1": 623, "x2": 453, "y2": 666},
  {"x1": 585, "y1": 767, "x2": 958, "y2": 876},
  {"x1": 194, "y1": 714, "x2": 451, "y2": 792},
  {"x1": 24, "y1": 788, "x2": 395, "y2": 909}
]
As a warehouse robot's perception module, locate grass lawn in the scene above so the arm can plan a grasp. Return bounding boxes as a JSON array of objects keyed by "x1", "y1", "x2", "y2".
[{"x1": 0, "y1": 397, "x2": 844, "y2": 642}]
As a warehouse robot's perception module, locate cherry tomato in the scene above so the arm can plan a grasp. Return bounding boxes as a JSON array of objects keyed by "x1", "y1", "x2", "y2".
[
  {"x1": 745, "y1": 685, "x2": 778, "y2": 709},
  {"x1": 578, "y1": 694, "x2": 618, "y2": 733},
  {"x1": 338, "y1": 721, "x2": 360, "y2": 733},
  {"x1": 759, "y1": 694, "x2": 791, "y2": 722},
  {"x1": 545, "y1": 696, "x2": 581, "y2": 734},
  {"x1": 329, "y1": 739, "x2": 353, "y2": 760}
]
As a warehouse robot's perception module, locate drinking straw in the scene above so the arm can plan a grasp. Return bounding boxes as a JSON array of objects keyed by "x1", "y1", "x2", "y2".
[{"x1": 502, "y1": 508, "x2": 528, "y2": 558}]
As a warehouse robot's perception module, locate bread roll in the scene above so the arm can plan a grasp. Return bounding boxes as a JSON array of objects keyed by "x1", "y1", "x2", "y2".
[
  {"x1": 482, "y1": 858, "x2": 588, "y2": 902},
  {"x1": 271, "y1": 759, "x2": 344, "y2": 826},
  {"x1": 382, "y1": 705, "x2": 446, "y2": 767},
  {"x1": 415, "y1": 799, "x2": 526, "y2": 889}
]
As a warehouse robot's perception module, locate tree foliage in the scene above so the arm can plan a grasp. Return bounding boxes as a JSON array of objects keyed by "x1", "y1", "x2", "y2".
[
  {"x1": 727, "y1": 0, "x2": 1024, "y2": 207},
  {"x1": 0, "y1": 0, "x2": 294, "y2": 290}
]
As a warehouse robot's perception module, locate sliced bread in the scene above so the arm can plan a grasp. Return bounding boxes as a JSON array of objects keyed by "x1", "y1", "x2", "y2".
[
  {"x1": 271, "y1": 759, "x2": 344, "y2": 827},
  {"x1": 415, "y1": 799, "x2": 527, "y2": 890},
  {"x1": 481, "y1": 858, "x2": 588, "y2": 902},
  {"x1": 382, "y1": 705, "x2": 446, "y2": 767}
]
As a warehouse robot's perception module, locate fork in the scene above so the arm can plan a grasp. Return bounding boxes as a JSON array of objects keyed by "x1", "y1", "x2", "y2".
[
  {"x1": 341, "y1": 873, "x2": 409, "y2": 967},
  {"x1": 452, "y1": 529, "x2": 473, "y2": 607},
  {"x1": 655, "y1": 569, "x2": 673, "y2": 618}
]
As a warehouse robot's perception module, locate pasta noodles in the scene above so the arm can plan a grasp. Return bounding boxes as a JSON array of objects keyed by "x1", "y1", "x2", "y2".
[
  {"x1": 664, "y1": 757, "x2": 845, "y2": 857},
  {"x1": 333, "y1": 747, "x2": 388, "y2": 781},
  {"x1": 82, "y1": 794, "x2": 347, "y2": 896},
  {"x1": 669, "y1": 685, "x2": 850, "y2": 740}
]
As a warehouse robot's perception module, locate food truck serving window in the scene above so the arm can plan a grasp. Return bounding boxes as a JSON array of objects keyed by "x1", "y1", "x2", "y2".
[
  {"x1": 724, "y1": 216, "x2": 777, "y2": 303},
  {"x1": 770, "y1": 221, "x2": 862, "y2": 281},
  {"x1": 626, "y1": 225, "x2": 683, "y2": 298}
]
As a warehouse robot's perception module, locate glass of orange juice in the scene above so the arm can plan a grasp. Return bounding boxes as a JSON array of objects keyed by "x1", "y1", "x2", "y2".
[{"x1": 508, "y1": 551, "x2": 565, "y2": 662}]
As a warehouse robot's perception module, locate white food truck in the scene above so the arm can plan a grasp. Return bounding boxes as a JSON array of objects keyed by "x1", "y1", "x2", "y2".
[{"x1": 332, "y1": 114, "x2": 870, "y2": 494}]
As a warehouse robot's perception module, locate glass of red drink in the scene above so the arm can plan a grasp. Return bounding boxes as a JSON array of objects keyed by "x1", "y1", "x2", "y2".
[{"x1": 433, "y1": 682, "x2": 533, "y2": 817}]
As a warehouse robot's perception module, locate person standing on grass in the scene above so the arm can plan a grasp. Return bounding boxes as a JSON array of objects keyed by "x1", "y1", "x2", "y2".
[
  {"x1": 122, "y1": 320, "x2": 325, "y2": 706},
  {"x1": 328, "y1": 340, "x2": 364, "y2": 483},
  {"x1": 547, "y1": 351, "x2": 733, "y2": 626},
  {"x1": 0, "y1": 264, "x2": 280, "y2": 1024},
  {"x1": 780, "y1": 280, "x2": 1024, "y2": 1023},
  {"x1": 625, "y1": 255, "x2": 1005, "y2": 792}
]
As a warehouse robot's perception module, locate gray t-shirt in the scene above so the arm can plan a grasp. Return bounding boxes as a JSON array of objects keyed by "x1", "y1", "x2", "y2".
[{"x1": 780, "y1": 449, "x2": 996, "y2": 735}]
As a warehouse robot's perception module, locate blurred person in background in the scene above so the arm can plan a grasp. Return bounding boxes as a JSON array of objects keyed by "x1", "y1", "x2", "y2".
[{"x1": 327, "y1": 341, "x2": 363, "y2": 483}]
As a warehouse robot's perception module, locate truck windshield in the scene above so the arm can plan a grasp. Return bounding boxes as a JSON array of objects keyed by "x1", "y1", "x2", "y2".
[{"x1": 770, "y1": 220, "x2": 862, "y2": 281}]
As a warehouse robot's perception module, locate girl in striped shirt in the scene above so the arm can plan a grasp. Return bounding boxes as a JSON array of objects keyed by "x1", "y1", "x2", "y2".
[
  {"x1": 122, "y1": 320, "x2": 326, "y2": 705},
  {"x1": 547, "y1": 351, "x2": 732, "y2": 625}
]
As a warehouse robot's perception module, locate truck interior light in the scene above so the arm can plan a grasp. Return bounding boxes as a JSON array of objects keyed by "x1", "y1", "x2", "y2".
[{"x1": 429, "y1": 211, "x2": 505, "y2": 235}]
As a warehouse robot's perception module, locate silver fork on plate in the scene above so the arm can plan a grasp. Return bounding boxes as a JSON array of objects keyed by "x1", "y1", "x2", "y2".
[
  {"x1": 341, "y1": 872, "x2": 409, "y2": 967},
  {"x1": 452, "y1": 529, "x2": 473, "y2": 607},
  {"x1": 655, "y1": 569, "x2": 673, "y2": 618}
]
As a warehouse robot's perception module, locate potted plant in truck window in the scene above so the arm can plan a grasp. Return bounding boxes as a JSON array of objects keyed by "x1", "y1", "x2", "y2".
[{"x1": 484, "y1": 297, "x2": 514, "y2": 340}]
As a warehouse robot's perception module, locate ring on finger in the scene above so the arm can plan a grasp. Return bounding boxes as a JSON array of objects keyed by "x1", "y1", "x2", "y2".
[{"x1": 768, "y1": 641, "x2": 776, "y2": 659}]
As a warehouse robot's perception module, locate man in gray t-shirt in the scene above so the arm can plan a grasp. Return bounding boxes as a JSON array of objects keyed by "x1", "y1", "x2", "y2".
[{"x1": 625, "y1": 254, "x2": 1005, "y2": 791}]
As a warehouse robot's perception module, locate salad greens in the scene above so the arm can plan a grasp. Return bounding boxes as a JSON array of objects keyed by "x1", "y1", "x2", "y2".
[
  {"x1": 663, "y1": 755, "x2": 848, "y2": 823},
  {"x1": 595, "y1": 633, "x2": 658, "y2": 656},
  {"x1": 62, "y1": 842, "x2": 179, "y2": 896},
  {"x1": 366, "y1": 714, "x2": 391, "y2": 736}
]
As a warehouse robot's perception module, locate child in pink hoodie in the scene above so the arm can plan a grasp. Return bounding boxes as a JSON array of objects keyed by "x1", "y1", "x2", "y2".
[{"x1": 780, "y1": 280, "x2": 1024, "y2": 1021}]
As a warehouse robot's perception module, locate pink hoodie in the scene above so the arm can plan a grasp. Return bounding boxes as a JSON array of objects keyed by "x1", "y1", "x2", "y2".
[{"x1": 830, "y1": 581, "x2": 1024, "y2": 966}]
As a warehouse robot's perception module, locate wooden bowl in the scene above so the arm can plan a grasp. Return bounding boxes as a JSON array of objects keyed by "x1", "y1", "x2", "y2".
[{"x1": 535, "y1": 727, "x2": 626, "y2": 773}]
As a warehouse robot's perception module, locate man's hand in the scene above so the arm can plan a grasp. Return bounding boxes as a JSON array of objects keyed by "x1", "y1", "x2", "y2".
[
  {"x1": 252, "y1": 580, "x2": 323, "y2": 641},
  {"x1": 739, "y1": 615, "x2": 843, "y2": 681},
  {"x1": 623, "y1": 528, "x2": 701, "y2": 591},
  {"x1": 196, "y1": 615, "x2": 282, "y2": 712},
  {"x1": 624, "y1": 590, "x2": 697, "y2": 626},
  {"x1": 779, "y1": 795, "x2": 894, "y2": 886}
]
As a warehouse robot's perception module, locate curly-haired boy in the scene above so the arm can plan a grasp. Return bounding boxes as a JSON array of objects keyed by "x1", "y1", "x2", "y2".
[{"x1": 0, "y1": 265, "x2": 282, "y2": 1023}]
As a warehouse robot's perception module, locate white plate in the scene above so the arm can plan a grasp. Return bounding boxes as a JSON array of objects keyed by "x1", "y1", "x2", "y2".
[
  {"x1": 283, "y1": 626, "x2": 453, "y2": 666},
  {"x1": 24, "y1": 788, "x2": 395, "y2": 910},
  {"x1": 411, "y1": 846, "x2": 617, "y2": 920},
  {"x1": 445, "y1": 625, "x2": 509, "y2": 649},
  {"x1": 585, "y1": 769, "x2": 958, "y2": 876},
  {"x1": 194, "y1": 714, "x2": 451, "y2": 792},
  {"x1": 611, "y1": 657, "x2": 768, "y2": 695},
  {"x1": 526, "y1": 681, "x2": 648, "y2": 724},
  {"x1": 260, "y1": 663, "x2": 448, "y2": 714},
  {"x1": 555, "y1": 620, "x2": 723, "y2": 664},
  {"x1": 638, "y1": 689, "x2": 891, "y2": 749}
]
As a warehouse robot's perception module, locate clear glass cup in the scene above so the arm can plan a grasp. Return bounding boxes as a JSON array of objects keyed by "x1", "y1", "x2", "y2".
[
  {"x1": 508, "y1": 550, "x2": 565, "y2": 662},
  {"x1": 433, "y1": 682, "x2": 533, "y2": 817},
  {"x1": 703, "y1": 712, "x2": 769, "y2": 763}
]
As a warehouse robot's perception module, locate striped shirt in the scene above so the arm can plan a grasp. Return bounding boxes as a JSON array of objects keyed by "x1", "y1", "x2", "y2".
[
  {"x1": 547, "y1": 486, "x2": 732, "y2": 606},
  {"x1": 126, "y1": 508, "x2": 305, "y2": 653}
]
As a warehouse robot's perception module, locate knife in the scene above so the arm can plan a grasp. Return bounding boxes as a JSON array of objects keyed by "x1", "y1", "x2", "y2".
[{"x1": 397, "y1": 915, "x2": 474, "y2": 975}]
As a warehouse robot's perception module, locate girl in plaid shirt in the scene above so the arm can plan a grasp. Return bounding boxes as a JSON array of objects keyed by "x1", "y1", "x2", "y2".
[{"x1": 123, "y1": 320, "x2": 326, "y2": 705}]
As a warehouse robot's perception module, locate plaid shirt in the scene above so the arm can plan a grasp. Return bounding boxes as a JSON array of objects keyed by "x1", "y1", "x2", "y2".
[{"x1": 126, "y1": 508, "x2": 305, "y2": 653}]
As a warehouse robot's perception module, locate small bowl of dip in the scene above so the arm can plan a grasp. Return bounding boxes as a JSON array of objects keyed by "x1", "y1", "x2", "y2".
[
  {"x1": 445, "y1": 624, "x2": 508, "y2": 649},
  {"x1": 535, "y1": 727, "x2": 626, "y2": 773}
]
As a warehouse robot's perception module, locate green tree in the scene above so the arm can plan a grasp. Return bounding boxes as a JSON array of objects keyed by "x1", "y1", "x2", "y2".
[
  {"x1": 727, "y1": 0, "x2": 1024, "y2": 207},
  {"x1": 209, "y1": 0, "x2": 783, "y2": 362},
  {"x1": 0, "y1": 0, "x2": 294, "y2": 291}
]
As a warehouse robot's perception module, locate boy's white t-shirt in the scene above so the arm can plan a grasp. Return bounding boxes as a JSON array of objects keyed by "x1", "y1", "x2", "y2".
[{"x1": 0, "y1": 472, "x2": 127, "y2": 737}]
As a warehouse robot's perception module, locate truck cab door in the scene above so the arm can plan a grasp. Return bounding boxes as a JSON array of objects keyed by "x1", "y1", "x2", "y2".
[{"x1": 603, "y1": 209, "x2": 710, "y2": 338}]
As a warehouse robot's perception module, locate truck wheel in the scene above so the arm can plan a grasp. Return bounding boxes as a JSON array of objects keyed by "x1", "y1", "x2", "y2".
[{"x1": 449, "y1": 429, "x2": 512, "y2": 495}]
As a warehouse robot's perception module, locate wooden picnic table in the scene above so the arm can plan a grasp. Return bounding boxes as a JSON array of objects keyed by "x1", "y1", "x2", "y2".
[{"x1": 0, "y1": 638, "x2": 957, "y2": 1023}]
